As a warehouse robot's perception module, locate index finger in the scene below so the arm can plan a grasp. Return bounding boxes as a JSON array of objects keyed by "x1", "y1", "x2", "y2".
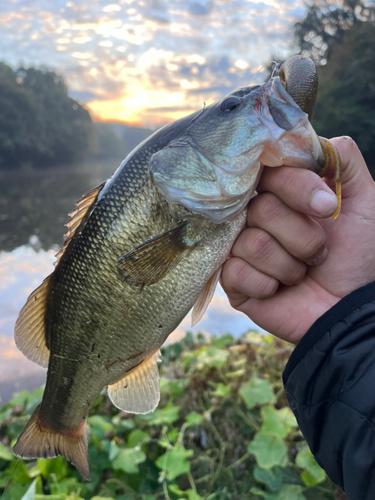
[{"x1": 257, "y1": 165, "x2": 338, "y2": 219}]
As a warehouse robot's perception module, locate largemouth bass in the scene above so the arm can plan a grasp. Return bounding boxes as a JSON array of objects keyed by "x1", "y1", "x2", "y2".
[{"x1": 13, "y1": 56, "x2": 339, "y2": 480}]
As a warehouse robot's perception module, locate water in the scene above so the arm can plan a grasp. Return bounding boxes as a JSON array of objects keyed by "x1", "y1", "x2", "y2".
[{"x1": 0, "y1": 159, "x2": 260, "y2": 403}]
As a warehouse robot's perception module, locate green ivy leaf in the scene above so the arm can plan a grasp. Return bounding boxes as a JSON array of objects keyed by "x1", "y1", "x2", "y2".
[
  {"x1": 274, "y1": 484, "x2": 306, "y2": 500},
  {"x1": 137, "y1": 402, "x2": 180, "y2": 425},
  {"x1": 253, "y1": 466, "x2": 283, "y2": 492},
  {"x1": 186, "y1": 489, "x2": 203, "y2": 500},
  {"x1": 112, "y1": 448, "x2": 146, "y2": 474},
  {"x1": 127, "y1": 429, "x2": 149, "y2": 448},
  {"x1": 212, "y1": 383, "x2": 232, "y2": 397},
  {"x1": 260, "y1": 406, "x2": 296, "y2": 439},
  {"x1": 239, "y1": 377, "x2": 276, "y2": 409},
  {"x1": 296, "y1": 447, "x2": 326, "y2": 486},
  {"x1": 155, "y1": 444, "x2": 193, "y2": 480},
  {"x1": 196, "y1": 346, "x2": 229, "y2": 369},
  {"x1": 185, "y1": 411, "x2": 202, "y2": 427},
  {"x1": 91, "y1": 497, "x2": 116, "y2": 500},
  {"x1": 248, "y1": 433, "x2": 287, "y2": 469},
  {"x1": 250, "y1": 484, "x2": 306, "y2": 500},
  {"x1": 0, "y1": 442, "x2": 14, "y2": 461},
  {"x1": 167, "y1": 428, "x2": 179, "y2": 443}
]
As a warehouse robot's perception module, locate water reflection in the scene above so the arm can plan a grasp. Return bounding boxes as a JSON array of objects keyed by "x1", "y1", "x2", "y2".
[
  {"x1": 0, "y1": 159, "x2": 118, "y2": 252},
  {"x1": 0, "y1": 159, "x2": 261, "y2": 403}
]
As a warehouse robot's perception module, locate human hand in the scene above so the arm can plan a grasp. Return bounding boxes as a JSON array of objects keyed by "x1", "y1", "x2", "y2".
[{"x1": 221, "y1": 137, "x2": 375, "y2": 343}]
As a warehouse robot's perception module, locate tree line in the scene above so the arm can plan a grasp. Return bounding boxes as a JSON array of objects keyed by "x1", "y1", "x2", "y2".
[{"x1": 0, "y1": 64, "x2": 128, "y2": 168}]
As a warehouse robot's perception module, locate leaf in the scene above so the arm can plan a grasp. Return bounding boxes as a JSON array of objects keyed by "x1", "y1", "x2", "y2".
[
  {"x1": 260, "y1": 406, "x2": 295, "y2": 439},
  {"x1": 248, "y1": 433, "x2": 287, "y2": 469},
  {"x1": 127, "y1": 430, "x2": 149, "y2": 448},
  {"x1": 296, "y1": 447, "x2": 326, "y2": 486},
  {"x1": 0, "y1": 442, "x2": 14, "y2": 461},
  {"x1": 250, "y1": 484, "x2": 306, "y2": 500},
  {"x1": 185, "y1": 411, "x2": 202, "y2": 427},
  {"x1": 186, "y1": 490, "x2": 203, "y2": 500},
  {"x1": 155, "y1": 444, "x2": 193, "y2": 481},
  {"x1": 112, "y1": 448, "x2": 146, "y2": 474},
  {"x1": 212, "y1": 383, "x2": 231, "y2": 397},
  {"x1": 239, "y1": 377, "x2": 276, "y2": 409},
  {"x1": 196, "y1": 346, "x2": 229, "y2": 369},
  {"x1": 253, "y1": 466, "x2": 283, "y2": 492},
  {"x1": 137, "y1": 402, "x2": 180, "y2": 425},
  {"x1": 167, "y1": 428, "x2": 179, "y2": 443},
  {"x1": 91, "y1": 497, "x2": 116, "y2": 500},
  {"x1": 274, "y1": 484, "x2": 306, "y2": 500}
]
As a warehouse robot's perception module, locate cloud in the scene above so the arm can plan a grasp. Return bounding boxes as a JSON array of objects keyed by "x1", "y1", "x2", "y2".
[{"x1": 0, "y1": 0, "x2": 307, "y2": 125}]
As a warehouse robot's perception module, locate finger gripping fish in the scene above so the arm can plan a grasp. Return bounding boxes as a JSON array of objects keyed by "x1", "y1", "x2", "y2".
[{"x1": 13, "y1": 56, "x2": 338, "y2": 480}]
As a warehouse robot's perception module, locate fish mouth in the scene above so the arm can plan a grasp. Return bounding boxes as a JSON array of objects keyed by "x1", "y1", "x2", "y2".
[{"x1": 259, "y1": 77, "x2": 325, "y2": 173}]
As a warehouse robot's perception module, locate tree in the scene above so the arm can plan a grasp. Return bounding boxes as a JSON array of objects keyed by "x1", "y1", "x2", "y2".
[
  {"x1": 0, "y1": 64, "x2": 94, "y2": 167},
  {"x1": 293, "y1": 0, "x2": 375, "y2": 170}
]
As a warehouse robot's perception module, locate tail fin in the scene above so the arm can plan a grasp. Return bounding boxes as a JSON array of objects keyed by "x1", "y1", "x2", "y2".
[{"x1": 13, "y1": 405, "x2": 90, "y2": 481}]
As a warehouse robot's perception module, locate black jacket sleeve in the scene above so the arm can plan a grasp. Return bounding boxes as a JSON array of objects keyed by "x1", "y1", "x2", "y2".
[{"x1": 283, "y1": 282, "x2": 375, "y2": 500}]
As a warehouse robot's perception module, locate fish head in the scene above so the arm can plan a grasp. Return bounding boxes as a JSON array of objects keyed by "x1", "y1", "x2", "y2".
[{"x1": 150, "y1": 75, "x2": 324, "y2": 223}]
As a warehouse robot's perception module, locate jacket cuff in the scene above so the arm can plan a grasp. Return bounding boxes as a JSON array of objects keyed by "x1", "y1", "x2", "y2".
[{"x1": 283, "y1": 281, "x2": 375, "y2": 385}]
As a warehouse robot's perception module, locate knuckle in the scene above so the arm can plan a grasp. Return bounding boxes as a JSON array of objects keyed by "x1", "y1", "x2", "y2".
[
  {"x1": 298, "y1": 232, "x2": 326, "y2": 261},
  {"x1": 249, "y1": 193, "x2": 283, "y2": 226},
  {"x1": 282, "y1": 263, "x2": 306, "y2": 286},
  {"x1": 254, "y1": 275, "x2": 279, "y2": 299},
  {"x1": 222, "y1": 258, "x2": 248, "y2": 291},
  {"x1": 247, "y1": 229, "x2": 274, "y2": 260},
  {"x1": 334, "y1": 135, "x2": 359, "y2": 157},
  {"x1": 234, "y1": 228, "x2": 273, "y2": 260}
]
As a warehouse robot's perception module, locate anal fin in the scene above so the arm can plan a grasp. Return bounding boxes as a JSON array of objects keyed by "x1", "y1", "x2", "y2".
[
  {"x1": 14, "y1": 276, "x2": 51, "y2": 368},
  {"x1": 108, "y1": 350, "x2": 161, "y2": 414},
  {"x1": 13, "y1": 405, "x2": 90, "y2": 481},
  {"x1": 117, "y1": 222, "x2": 196, "y2": 287},
  {"x1": 191, "y1": 266, "x2": 222, "y2": 327}
]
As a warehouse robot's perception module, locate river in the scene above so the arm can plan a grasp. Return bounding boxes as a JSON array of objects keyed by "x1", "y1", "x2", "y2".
[{"x1": 0, "y1": 158, "x2": 260, "y2": 403}]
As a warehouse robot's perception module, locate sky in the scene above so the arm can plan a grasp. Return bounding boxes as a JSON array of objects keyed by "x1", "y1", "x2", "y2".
[{"x1": 0, "y1": 0, "x2": 307, "y2": 127}]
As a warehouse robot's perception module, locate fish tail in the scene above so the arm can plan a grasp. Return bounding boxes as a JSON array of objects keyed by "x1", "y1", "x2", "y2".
[{"x1": 13, "y1": 405, "x2": 90, "y2": 481}]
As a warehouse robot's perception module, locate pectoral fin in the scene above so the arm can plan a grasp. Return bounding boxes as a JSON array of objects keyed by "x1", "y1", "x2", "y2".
[
  {"x1": 108, "y1": 350, "x2": 161, "y2": 414},
  {"x1": 191, "y1": 266, "x2": 222, "y2": 327},
  {"x1": 117, "y1": 222, "x2": 196, "y2": 287}
]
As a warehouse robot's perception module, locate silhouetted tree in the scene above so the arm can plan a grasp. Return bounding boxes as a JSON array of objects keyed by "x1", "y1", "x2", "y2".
[
  {"x1": 291, "y1": 0, "x2": 375, "y2": 170},
  {"x1": 0, "y1": 64, "x2": 94, "y2": 167}
]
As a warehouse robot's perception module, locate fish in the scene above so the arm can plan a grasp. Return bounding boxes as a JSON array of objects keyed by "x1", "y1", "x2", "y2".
[{"x1": 12, "y1": 55, "x2": 340, "y2": 481}]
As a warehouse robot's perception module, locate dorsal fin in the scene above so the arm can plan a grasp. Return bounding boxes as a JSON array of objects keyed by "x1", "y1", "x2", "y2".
[
  {"x1": 54, "y1": 182, "x2": 106, "y2": 266},
  {"x1": 14, "y1": 276, "x2": 51, "y2": 368}
]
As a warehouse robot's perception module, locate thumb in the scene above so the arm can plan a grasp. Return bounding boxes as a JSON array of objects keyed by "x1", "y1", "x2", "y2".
[{"x1": 328, "y1": 136, "x2": 373, "y2": 198}]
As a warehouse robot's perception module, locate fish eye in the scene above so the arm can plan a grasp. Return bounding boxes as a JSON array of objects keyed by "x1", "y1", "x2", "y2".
[{"x1": 220, "y1": 96, "x2": 241, "y2": 113}]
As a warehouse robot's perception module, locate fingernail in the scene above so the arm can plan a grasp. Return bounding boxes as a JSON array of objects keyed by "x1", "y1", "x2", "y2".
[
  {"x1": 310, "y1": 190, "x2": 338, "y2": 216},
  {"x1": 310, "y1": 247, "x2": 328, "y2": 266}
]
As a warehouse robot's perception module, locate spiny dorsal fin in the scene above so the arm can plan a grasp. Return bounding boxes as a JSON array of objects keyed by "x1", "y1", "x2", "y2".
[
  {"x1": 54, "y1": 182, "x2": 106, "y2": 266},
  {"x1": 108, "y1": 350, "x2": 161, "y2": 414},
  {"x1": 191, "y1": 265, "x2": 222, "y2": 327},
  {"x1": 117, "y1": 222, "x2": 196, "y2": 288},
  {"x1": 13, "y1": 405, "x2": 90, "y2": 481},
  {"x1": 14, "y1": 276, "x2": 51, "y2": 368}
]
